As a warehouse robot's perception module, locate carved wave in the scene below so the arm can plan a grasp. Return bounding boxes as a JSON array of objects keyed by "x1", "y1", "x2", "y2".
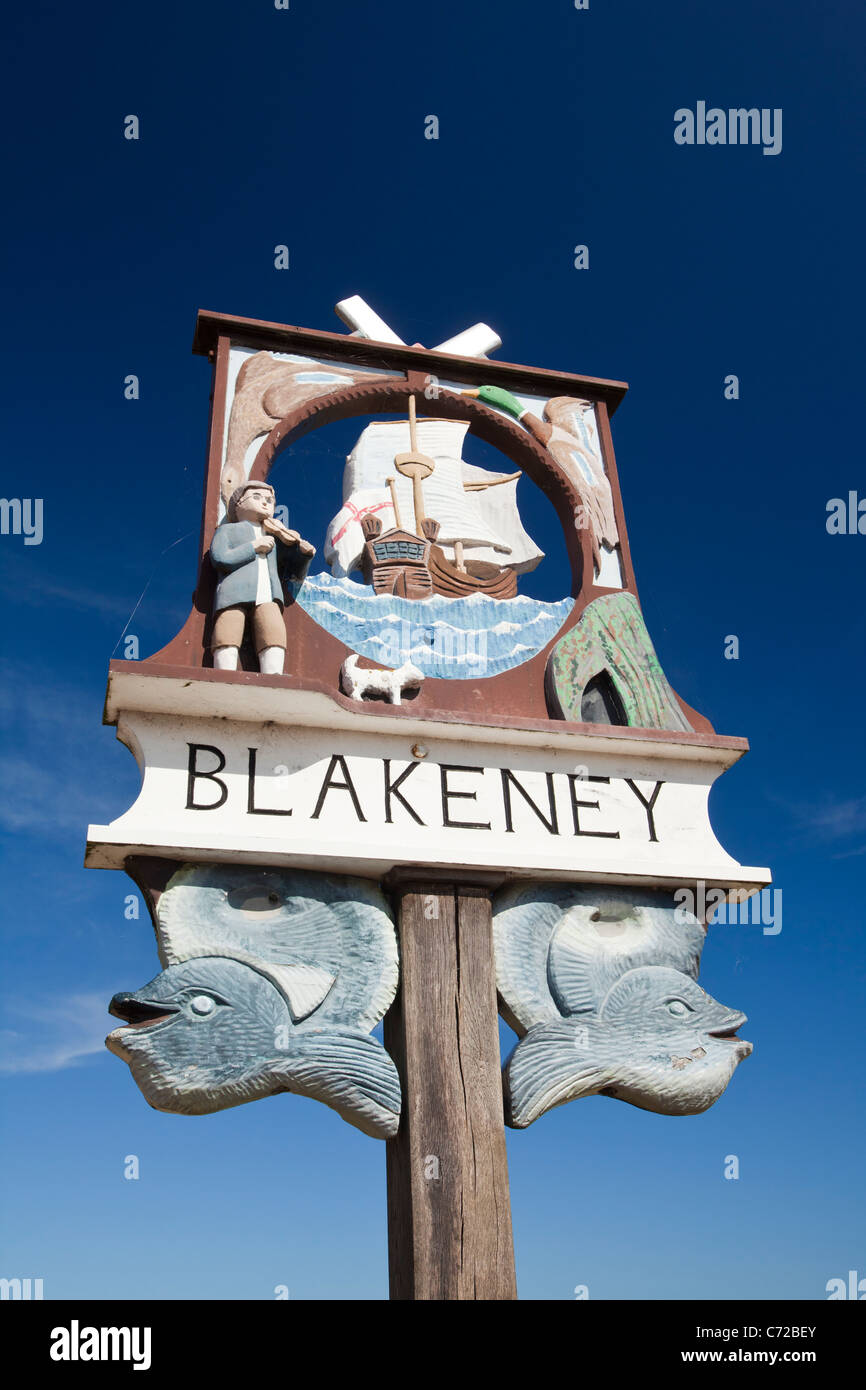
[{"x1": 292, "y1": 571, "x2": 573, "y2": 680}]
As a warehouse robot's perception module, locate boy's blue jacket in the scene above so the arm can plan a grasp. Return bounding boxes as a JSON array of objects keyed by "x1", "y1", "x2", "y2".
[{"x1": 210, "y1": 520, "x2": 309, "y2": 611}]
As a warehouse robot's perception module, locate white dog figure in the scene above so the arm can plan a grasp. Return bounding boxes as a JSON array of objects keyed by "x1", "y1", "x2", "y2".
[{"x1": 340, "y1": 655, "x2": 424, "y2": 706}]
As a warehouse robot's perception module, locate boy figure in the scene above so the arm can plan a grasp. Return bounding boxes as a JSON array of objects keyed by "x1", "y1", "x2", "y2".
[{"x1": 210, "y1": 481, "x2": 315, "y2": 674}]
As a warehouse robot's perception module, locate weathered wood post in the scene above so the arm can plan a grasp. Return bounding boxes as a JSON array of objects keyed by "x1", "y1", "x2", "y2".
[{"x1": 384, "y1": 876, "x2": 516, "y2": 1300}]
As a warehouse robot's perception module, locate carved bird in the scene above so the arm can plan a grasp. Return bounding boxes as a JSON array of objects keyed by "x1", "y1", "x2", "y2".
[
  {"x1": 493, "y1": 885, "x2": 752, "y2": 1127},
  {"x1": 106, "y1": 865, "x2": 401, "y2": 1139},
  {"x1": 462, "y1": 386, "x2": 619, "y2": 573}
]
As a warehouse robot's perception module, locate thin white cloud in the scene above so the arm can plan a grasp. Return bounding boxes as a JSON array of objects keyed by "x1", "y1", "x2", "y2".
[
  {"x1": 0, "y1": 756, "x2": 103, "y2": 833},
  {"x1": 830, "y1": 841, "x2": 866, "y2": 860},
  {"x1": 771, "y1": 788, "x2": 866, "y2": 855},
  {"x1": 808, "y1": 797, "x2": 866, "y2": 839},
  {"x1": 0, "y1": 569, "x2": 134, "y2": 620},
  {"x1": 0, "y1": 660, "x2": 133, "y2": 833},
  {"x1": 0, "y1": 992, "x2": 110, "y2": 1075},
  {"x1": 798, "y1": 796, "x2": 866, "y2": 859}
]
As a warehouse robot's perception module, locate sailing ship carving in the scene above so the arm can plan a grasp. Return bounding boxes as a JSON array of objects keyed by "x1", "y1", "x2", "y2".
[{"x1": 325, "y1": 400, "x2": 544, "y2": 601}]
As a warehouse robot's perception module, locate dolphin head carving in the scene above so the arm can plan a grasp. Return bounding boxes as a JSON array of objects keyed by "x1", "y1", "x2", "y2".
[{"x1": 107, "y1": 957, "x2": 288, "y2": 1115}]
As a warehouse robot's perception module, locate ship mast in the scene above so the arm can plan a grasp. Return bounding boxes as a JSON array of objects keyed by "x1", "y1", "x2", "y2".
[
  {"x1": 386, "y1": 476, "x2": 403, "y2": 530},
  {"x1": 394, "y1": 396, "x2": 435, "y2": 535},
  {"x1": 393, "y1": 397, "x2": 469, "y2": 570}
]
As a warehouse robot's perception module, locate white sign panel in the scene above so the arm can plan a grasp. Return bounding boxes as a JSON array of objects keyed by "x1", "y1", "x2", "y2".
[{"x1": 86, "y1": 701, "x2": 769, "y2": 892}]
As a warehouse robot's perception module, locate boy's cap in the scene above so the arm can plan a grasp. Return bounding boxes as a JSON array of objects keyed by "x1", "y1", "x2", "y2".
[{"x1": 227, "y1": 481, "x2": 275, "y2": 522}]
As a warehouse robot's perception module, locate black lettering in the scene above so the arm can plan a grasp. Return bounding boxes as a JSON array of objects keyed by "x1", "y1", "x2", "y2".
[
  {"x1": 384, "y1": 759, "x2": 425, "y2": 825},
  {"x1": 440, "y1": 764, "x2": 491, "y2": 830},
  {"x1": 568, "y1": 774, "x2": 620, "y2": 838},
  {"x1": 247, "y1": 748, "x2": 292, "y2": 816},
  {"x1": 624, "y1": 778, "x2": 664, "y2": 842},
  {"x1": 501, "y1": 769, "x2": 559, "y2": 835},
  {"x1": 186, "y1": 743, "x2": 228, "y2": 810},
  {"x1": 311, "y1": 754, "x2": 367, "y2": 822}
]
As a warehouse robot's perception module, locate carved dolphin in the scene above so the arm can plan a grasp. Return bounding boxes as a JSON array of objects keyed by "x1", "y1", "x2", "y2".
[
  {"x1": 493, "y1": 884, "x2": 752, "y2": 1127},
  {"x1": 154, "y1": 864, "x2": 399, "y2": 1027},
  {"x1": 107, "y1": 866, "x2": 402, "y2": 1138},
  {"x1": 107, "y1": 957, "x2": 401, "y2": 1139},
  {"x1": 505, "y1": 965, "x2": 752, "y2": 1127}
]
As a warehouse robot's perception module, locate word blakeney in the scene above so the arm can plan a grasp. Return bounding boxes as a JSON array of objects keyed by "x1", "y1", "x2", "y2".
[{"x1": 185, "y1": 743, "x2": 666, "y2": 841}]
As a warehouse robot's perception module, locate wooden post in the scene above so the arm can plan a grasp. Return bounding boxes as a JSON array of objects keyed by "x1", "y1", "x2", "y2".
[{"x1": 384, "y1": 877, "x2": 517, "y2": 1300}]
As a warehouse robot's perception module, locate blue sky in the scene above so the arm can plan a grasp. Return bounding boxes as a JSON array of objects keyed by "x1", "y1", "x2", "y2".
[{"x1": 1, "y1": 0, "x2": 864, "y2": 1299}]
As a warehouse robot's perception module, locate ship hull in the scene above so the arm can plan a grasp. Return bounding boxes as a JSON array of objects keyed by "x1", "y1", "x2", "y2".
[
  {"x1": 361, "y1": 527, "x2": 517, "y2": 602},
  {"x1": 372, "y1": 565, "x2": 434, "y2": 601},
  {"x1": 362, "y1": 529, "x2": 434, "y2": 600},
  {"x1": 428, "y1": 546, "x2": 517, "y2": 600}
]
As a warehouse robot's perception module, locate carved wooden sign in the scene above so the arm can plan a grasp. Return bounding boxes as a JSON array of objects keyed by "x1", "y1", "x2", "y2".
[
  {"x1": 87, "y1": 298, "x2": 769, "y2": 1300},
  {"x1": 88, "y1": 700, "x2": 765, "y2": 890}
]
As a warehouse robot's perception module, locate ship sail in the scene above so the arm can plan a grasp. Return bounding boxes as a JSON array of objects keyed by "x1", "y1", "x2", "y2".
[
  {"x1": 458, "y1": 463, "x2": 544, "y2": 575},
  {"x1": 325, "y1": 419, "x2": 544, "y2": 579}
]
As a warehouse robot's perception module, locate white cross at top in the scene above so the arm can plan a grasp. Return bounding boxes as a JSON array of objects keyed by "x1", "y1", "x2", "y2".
[{"x1": 334, "y1": 295, "x2": 502, "y2": 360}]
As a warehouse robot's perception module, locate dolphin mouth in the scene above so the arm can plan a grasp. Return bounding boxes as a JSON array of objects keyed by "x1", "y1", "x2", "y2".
[
  {"x1": 108, "y1": 993, "x2": 179, "y2": 1031},
  {"x1": 706, "y1": 1010, "x2": 747, "y2": 1039},
  {"x1": 706, "y1": 1012, "x2": 752, "y2": 1057}
]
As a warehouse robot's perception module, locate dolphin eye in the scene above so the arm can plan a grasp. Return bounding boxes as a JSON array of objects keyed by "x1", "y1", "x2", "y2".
[
  {"x1": 167, "y1": 988, "x2": 230, "y2": 1015},
  {"x1": 665, "y1": 998, "x2": 693, "y2": 1017},
  {"x1": 183, "y1": 992, "x2": 231, "y2": 1016}
]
